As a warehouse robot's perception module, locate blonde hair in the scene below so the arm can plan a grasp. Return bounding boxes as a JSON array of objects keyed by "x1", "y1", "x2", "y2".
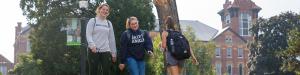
[
  {"x1": 126, "y1": 16, "x2": 139, "y2": 29},
  {"x1": 125, "y1": 18, "x2": 130, "y2": 29},
  {"x1": 95, "y1": 3, "x2": 110, "y2": 16}
]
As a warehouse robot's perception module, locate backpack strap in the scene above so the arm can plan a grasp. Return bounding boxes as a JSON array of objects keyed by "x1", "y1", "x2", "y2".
[
  {"x1": 93, "y1": 18, "x2": 111, "y2": 31},
  {"x1": 125, "y1": 30, "x2": 131, "y2": 39},
  {"x1": 93, "y1": 18, "x2": 96, "y2": 32},
  {"x1": 107, "y1": 20, "x2": 111, "y2": 28}
]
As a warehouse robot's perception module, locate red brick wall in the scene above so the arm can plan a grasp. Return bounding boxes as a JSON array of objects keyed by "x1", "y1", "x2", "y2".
[
  {"x1": 14, "y1": 23, "x2": 29, "y2": 65},
  {"x1": 214, "y1": 0, "x2": 260, "y2": 74},
  {"x1": 213, "y1": 30, "x2": 250, "y2": 75}
]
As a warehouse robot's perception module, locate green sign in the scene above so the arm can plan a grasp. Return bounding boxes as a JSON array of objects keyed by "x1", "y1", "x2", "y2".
[{"x1": 66, "y1": 18, "x2": 81, "y2": 46}]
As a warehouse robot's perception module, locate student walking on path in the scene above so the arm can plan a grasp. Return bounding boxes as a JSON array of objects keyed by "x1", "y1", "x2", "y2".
[
  {"x1": 86, "y1": 3, "x2": 117, "y2": 75},
  {"x1": 161, "y1": 16, "x2": 198, "y2": 75},
  {"x1": 119, "y1": 16, "x2": 154, "y2": 75}
]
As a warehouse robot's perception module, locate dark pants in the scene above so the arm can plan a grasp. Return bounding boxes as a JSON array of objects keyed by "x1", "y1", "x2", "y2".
[{"x1": 87, "y1": 51, "x2": 112, "y2": 75}]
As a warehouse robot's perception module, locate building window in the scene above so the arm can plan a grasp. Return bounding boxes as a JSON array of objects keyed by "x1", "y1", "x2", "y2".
[
  {"x1": 0, "y1": 65, "x2": 7, "y2": 75},
  {"x1": 225, "y1": 14, "x2": 231, "y2": 26},
  {"x1": 216, "y1": 63, "x2": 222, "y2": 75},
  {"x1": 238, "y1": 48, "x2": 243, "y2": 58},
  {"x1": 225, "y1": 36, "x2": 232, "y2": 45},
  {"x1": 239, "y1": 64, "x2": 243, "y2": 75},
  {"x1": 227, "y1": 64, "x2": 232, "y2": 75},
  {"x1": 215, "y1": 48, "x2": 221, "y2": 57},
  {"x1": 227, "y1": 48, "x2": 232, "y2": 58},
  {"x1": 239, "y1": 13, "x2": 251, "y2": 36},
  {"x1": 26, "y1": 40, "x2": 31, "y2": 52}
]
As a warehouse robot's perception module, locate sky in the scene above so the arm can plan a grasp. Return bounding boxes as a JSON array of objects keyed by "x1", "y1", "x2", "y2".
[{"x1": 1, "y1": 0, "x2": 300, "y2": 63}]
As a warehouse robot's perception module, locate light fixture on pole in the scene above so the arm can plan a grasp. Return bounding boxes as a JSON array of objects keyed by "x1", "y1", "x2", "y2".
[
  {"x1": 79, "y1": 0, "x2": 88, "y2": 75},
  {"x1": 79, "y1": 0, "x2": 88, "y2": 9}
]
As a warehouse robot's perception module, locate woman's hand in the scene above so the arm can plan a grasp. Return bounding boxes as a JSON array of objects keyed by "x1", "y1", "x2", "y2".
[
  {"x1": 90, "y1": 46, "x2": 97, "y2": 53},
  {"x1": 119, "y1": 64, "x2": 125, "y2": 71},
  {"x1": 112, "y1": 57, "x2": 116, "y2": 63},
  {"x1": 192, "y1": 57, "x2": 199, "y2": 65},
  {"x1": 148, "y1": 51, "x2": 154, "y2": 58}
]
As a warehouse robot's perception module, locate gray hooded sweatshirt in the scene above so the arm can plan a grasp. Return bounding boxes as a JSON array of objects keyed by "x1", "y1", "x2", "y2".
[{"x1": 86, "y1": 17, "x2": 117, "y2": 57}]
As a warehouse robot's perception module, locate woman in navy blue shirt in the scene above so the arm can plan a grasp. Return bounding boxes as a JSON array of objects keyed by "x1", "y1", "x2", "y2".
[{"x1": 119, "y1": 16, "x2": 153, "y2": 75}]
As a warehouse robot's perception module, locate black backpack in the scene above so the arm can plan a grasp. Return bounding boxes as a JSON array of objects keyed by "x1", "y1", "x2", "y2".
[{"x1": 167, "y1": 30, "x2": 191, "y2": 60}]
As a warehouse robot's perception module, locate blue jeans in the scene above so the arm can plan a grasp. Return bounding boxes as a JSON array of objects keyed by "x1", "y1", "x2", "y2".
[{"x1": 127, "y1": 57, "x2": 145, "y2": 75}]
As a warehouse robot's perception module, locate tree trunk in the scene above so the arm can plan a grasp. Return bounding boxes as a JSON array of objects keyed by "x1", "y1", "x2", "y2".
[{"x1": 154, "y1": 0, "x2": 181, "y2": 32}]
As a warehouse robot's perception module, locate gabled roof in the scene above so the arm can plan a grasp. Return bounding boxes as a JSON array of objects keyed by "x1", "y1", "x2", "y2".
[
  {"x1": 154, "y1": 20, "x2": 218, "y2": 41},
  {"x1": 180, "y1": 20, "x2": 218, "y2": 41},
  {"x1": 231, "y1": 0, "x2": 261, "y2": 10},
  {"x1": 220, "y1": 0, "x2": 261, "y2": 12},
  {"x1": 212, "y1": 26, "x2": 230, "y2": 39},
  {"x1": 0, "y1": 54, "x2": 12, "y2": 64},
  {"x1": 212, "y1": 26, "x2": 247, "y2": 43},
  {"x1": 20, "y1": 25, "x2": 31, "y2": 35}
]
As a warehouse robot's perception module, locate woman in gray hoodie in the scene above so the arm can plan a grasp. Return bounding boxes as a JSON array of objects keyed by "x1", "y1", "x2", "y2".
[{"x1": 86, "y1": 3, "x2": 116, "y2": 75}]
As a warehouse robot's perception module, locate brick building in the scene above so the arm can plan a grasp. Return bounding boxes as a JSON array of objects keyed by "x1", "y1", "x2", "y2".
[
  {"x1": 153, "y1": 0, "x2": 261, "y2": 75},
  {"x1": 14, "y1": 22, "x2": 31, "y2": 64},
  {"x1": 0, "y1": 54, "x2": 13, "y2": 75},
  {"x1": 212, "y1": 0, "x2": 261, "y2": 75}
]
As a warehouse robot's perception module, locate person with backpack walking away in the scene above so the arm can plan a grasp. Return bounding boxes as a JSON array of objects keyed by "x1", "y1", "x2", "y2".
[
  {"x1": 86, "y1": 3, "x2": 117, "y2": 75},
  {"x1": 161, "y1": 16, "x2": 198, "y2": 75},
  {"x1": 119, "y1": 16, "x2": 154, "y2": 75}
]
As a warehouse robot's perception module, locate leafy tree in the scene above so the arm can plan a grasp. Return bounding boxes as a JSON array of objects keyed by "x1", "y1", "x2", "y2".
[
  {"x1": 19, "y1": 0, "x2": 82, "y2": 74},
  {"x1": 12, "y1": 54, "x2": 42, "y2": 75},
  {"x1": 183, "y1": 26, "x2": 216, "y2": 75},
  {"x1": 248, "y1": 12, "x2": 300, "y2": 75},
  {"x1": 107, "y1": 0, "x2": 155, "y2": 49},
  {"x1": 280, "y1": 29, "x2": 300, "y2": 74},
  {"x1": 19, "y1": 0, "x2": 155, "y2": 74},
  {"x1": 145, "y1": 34, "x2": 164, "y2": 75}
]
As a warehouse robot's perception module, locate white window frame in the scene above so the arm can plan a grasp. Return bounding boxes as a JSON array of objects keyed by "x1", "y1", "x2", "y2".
[
  {"x1": 239, "y1": 13, "x2": 251, "y2": 36},
  {"x1": 239, "y1": 64, "x2": 243, "y2": 75},
  {"x1": 216, "y1": 63, "x2": 222, "y2": 75},
  {"x1": 215, "y1": 48, "x2": 221, "y2": 57},
  {"x1": 26, "y1": 40, "x2": 31, "y2": 52},
  {"x1": 238, "y1": 48, "x2": 243, "y2": 58},
  {"x1": 227, "y1": 64, "x2": 232, "y2": 75},
  {"x1": 225, "y1": 14, "x2": 231, "y2": 26},
  {"x1": 0, "y1": 65, "x2": 7, "y2": 75},
  {"x1": 225, "y1": 36, "x2": 233, "y2": 45},
  {"x1": 227, "y1": 48, "x2": 232, "y2": 58}
]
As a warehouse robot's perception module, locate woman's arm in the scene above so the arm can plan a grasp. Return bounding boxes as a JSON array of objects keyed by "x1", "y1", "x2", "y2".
[
  {"x1": 86, "y1": 18, "x2": 96, "y2": 50},
  {"x1": 108, "y1": 21, "x2": 117, "y2": 57},
  {"x1": 189, "y1": 47, "x2": 198, "y2": 65},
  {"x1": 144, "y1": 31, "x2": 153, "y2": 52},
  {"x1": 161, "y1": 31, "x2": 168, "y2": 49},
  {"x1": 120, "y1": 32, "x2": 128, "y2": 64}
]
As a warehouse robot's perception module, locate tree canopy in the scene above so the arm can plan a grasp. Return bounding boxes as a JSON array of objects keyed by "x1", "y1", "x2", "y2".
[
  {"x1": 17, "y1": 0, "x2": 155, "y2": 74},
  {"x1": 248, "y1": 11, "x2": 300, "y2": 75}
]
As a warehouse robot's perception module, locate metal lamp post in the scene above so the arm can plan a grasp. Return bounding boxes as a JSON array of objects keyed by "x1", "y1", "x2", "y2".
[{"x1": 79, "y1": 1, "x2": 88, "y2": 75}]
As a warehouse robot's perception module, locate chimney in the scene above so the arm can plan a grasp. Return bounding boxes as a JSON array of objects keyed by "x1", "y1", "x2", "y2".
[
  {"x1": 223, "y1": 0, "x2": 232, "y2": 9},
  {"x1": 15, "y1": 22, "x2": 22, "y2": 40}
]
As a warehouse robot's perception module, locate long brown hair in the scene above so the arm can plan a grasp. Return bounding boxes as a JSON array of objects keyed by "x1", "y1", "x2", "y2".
[{"x1": 165, "y1": 16, "x2": 176, "y2": 30}]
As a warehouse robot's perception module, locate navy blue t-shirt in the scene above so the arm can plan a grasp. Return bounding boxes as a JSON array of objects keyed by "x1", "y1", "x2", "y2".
[{"x1": 120, "y1": 29, "x2": 153, "y2": 64}]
